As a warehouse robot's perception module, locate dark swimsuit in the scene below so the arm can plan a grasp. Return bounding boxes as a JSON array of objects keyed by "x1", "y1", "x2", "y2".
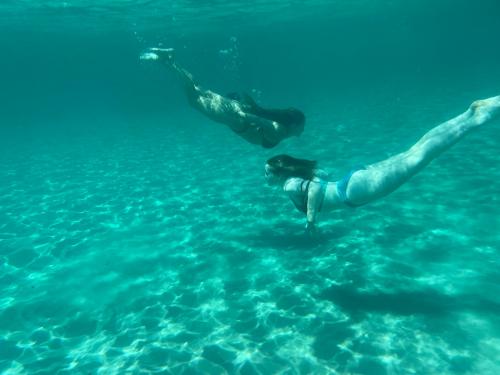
[
  {"x1": 336, "y1": 166, "x2": 366, "y2": 208},
  {"x1": 232, "y1": 122, "x2": 278, "y2": 148},
  {"x1": 291, "y1": 178, "x2": 327, "y2": 214},
  {"x1": 230, "y1": 98, "x2": 280, "y2": 148},
  {"x1": 291, "y1": 180, "x2": 310, "y2": 213}
]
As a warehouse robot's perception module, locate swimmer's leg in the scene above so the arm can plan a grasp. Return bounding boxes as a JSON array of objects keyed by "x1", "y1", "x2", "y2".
[
  {"x1": 140, "y1": 47, "x2": 174, "y2": 62},
  {"x1": 346, "y1": 95, "x2": 500, "y2": 204},
  {"x1": 140, "y1": 47, "x2": 200, "y2": 98}
]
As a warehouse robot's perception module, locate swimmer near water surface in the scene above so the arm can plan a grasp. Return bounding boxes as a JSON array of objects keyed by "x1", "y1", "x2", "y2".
[{"x1": 140, "y1": 47, "x2": 305, "y2": 148}]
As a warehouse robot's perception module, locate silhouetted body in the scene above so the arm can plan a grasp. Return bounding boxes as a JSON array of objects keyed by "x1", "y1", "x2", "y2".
[{"x1": 141, "y1": 48, "x2": 305, "y2": 148}]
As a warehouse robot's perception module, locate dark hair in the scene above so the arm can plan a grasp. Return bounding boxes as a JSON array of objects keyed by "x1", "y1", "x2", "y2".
[{"x1": 266, "y1": 154, "x2": 317, "y2": 180}]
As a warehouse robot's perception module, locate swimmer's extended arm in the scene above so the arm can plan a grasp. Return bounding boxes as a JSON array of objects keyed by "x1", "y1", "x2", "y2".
[
  {"x1": 305, "y1": 180, "x2": 324, "y2": 228},
  {"x1": 284, "y1": 178, "x2": 325, "y2": 232},
  {"x1": 307, "y1": 180, "x2": 324, "y2": 224},
  {"x1": 243, "y1": 112, "x2": 287, "y2": 145}
]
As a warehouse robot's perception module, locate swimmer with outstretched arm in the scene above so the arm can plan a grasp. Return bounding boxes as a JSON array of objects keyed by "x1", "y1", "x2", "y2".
[
  {"x1": 264, "y1": 96, "x2": 500, "y2": 234},
  {"x1": 140, "y1": 48, "x2": 305, "y2": 148}
]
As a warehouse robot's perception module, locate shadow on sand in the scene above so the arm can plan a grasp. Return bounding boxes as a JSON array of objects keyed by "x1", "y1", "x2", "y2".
[{"x1": 320, "y1": 284, "x2": 500, "y2": 317}]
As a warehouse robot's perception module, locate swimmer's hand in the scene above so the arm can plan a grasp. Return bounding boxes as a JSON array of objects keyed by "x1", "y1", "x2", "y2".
[{"x1": 305, "y1": 221, "x2": 318, "y2": 238}]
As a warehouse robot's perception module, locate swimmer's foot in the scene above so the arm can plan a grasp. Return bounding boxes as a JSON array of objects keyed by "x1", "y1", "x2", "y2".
[
  {"x1": 140, "y1": 47, "x2": 174, "y2": 63},
  {"x1": 140, "y1": 51, "x2": 159, "y2": 61},
  {"x1": 470, "y1": 95, "x2": 500, "y2": 125}
]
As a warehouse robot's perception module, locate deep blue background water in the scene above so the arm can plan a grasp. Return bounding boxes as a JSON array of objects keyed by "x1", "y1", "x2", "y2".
[{"x1": 1, "y1": 1, "x2": 499, "y2": 374}]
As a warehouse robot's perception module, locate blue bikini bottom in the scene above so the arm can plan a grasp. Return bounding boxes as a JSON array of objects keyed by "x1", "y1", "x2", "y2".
[{"x1": 336, "y1": 166, "x2": 366, "y2": 208}]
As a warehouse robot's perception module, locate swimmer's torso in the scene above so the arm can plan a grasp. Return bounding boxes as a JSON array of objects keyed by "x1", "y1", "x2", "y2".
[
  {"x1": 189, "y1": 88, "x2": 286, "y2": 147},
  {"x1": 284, "y1": 176, "x2": 343, "y2": 214}
]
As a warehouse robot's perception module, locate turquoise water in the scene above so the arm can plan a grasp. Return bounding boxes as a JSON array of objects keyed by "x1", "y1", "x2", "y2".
[{"x1": 1, "y1": 1, "x2": 500, "y2": 374}]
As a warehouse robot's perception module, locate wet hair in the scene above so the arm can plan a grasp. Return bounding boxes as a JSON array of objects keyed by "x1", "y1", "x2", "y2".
[{"x1": 266, "y1": 154, "x2": 317, "y2": 180}]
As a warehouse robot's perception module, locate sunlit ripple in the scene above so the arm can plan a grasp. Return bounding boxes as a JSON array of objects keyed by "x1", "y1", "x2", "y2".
[{"x1": 0, "y1": 69, "x2": 499, "y2": 375}]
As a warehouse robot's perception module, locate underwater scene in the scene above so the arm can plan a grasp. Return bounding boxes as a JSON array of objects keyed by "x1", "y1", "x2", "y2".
[{"x1": 1, "y1": 0, "x2": 499, "y2": 374}]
